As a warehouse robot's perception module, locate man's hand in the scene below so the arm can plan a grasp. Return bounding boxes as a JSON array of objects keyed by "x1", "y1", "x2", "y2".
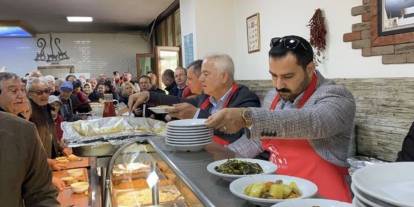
[
  {"x1": 52, "y1": 176, "x2": 65, "y2": 191},
  {"x1": 205, "y1": 108, "x2": 246, "y2": 134},
  {"x1": 167, "y1": 103, "x2": 198, "y2": 119},
  {"x1": 48, "y1": 159, "x2": 67, "y2": 171},
  {"x1": 128, "y1": 91, "x2": 150, "y2": 112},
  {"x1": 62, "y1": 147, "x2": 72, "y2": 156}
]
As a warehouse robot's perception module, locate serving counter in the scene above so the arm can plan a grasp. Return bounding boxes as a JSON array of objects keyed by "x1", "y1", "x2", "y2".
[{"x1": 79, "y1": 136, "x2": 254, "y2": 207}]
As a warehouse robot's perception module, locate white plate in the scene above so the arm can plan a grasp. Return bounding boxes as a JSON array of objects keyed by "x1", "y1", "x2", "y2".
[
  {"x1": 230, "y1": 174, "x2": 318, "y2": 206},
  {"x1": 351, "y1": 184, "x2": 384, "y2": 207},
  {"x1": 207, "y1": 158, "x2": 277, "y2": 181},
  {"x1": 352, "y1": 162, "x2": 414, "y2": 207},
  {"x1": 353, "y1": 197, "x2": 369, "y2": 207},
  {"x1": 167, "y1": 119, "x2": 207, "y2": 127},
  {"x1": 272, "y1": 198, "x2": 352, "y2": 207},
  {"x1": 166, "y1": 140, "x2": 211, "y2": 145},
  {"x1": 167, "y1": 131, "x2": 213, "y2": 137},
  {"x1": 166, "y1": 142, "x2": 211, "y2": 152},
  {"x1": 148, "y1": 106, "x2": 173, "y2": 114},
  {"x1": 167, "y1": 137, "x2": 211, "y2": 142},
  {"x1": 167, "y1": 127, "x2": 212, "y2": 133}
]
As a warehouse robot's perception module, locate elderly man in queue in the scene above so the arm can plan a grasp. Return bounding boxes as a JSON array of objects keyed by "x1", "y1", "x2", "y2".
[
  {"x1": 138, "y1": 75, "x2": 165, "y2": 94},
  {"x1": 27, "y1": 77, "x2": 69, "y2": 191},
  {"x1": 206, "y1": 35, "x2": 355, "y2": 202},
  {"x1": 174, "y1": 67, "x2": 190, "y2": 98},
  {"x1": 59, "y1": 81, "x2": 80, "y2": 121},
  {"x1": 128, "y1": 55, "x2": 260, "y2": 147},
  {"x1": 162, "y1": 69, "x2": 178, "y2": 96},
  {"x1": 0, "y1": 72, "x2": 31, "y2": 119}
]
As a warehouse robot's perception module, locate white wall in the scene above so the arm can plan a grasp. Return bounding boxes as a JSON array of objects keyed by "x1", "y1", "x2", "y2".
[
  {"x1": 180, "y1": 0, "x2": 237, "y2": 63},
  {"x1": 180, "y1": 0, "x2": 414, "y2": 80},
  {"x1": 0, "y1": 32, "x2": 151, "y2": 77}
]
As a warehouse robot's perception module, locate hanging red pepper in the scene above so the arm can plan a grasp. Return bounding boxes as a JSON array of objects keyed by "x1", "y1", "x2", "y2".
[{"x1": 308, "y1": 8, "x2": 327, "y2": 59}]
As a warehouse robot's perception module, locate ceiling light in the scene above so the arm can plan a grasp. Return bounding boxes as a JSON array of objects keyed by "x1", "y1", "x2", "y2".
[{"x1": 66, "y1": 16, "x2": 93, "y2": 22}]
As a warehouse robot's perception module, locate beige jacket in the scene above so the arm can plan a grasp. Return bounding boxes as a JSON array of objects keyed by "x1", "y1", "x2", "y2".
[{"x1": 0, "y1": 112, "x2": 59, "y2": 206}]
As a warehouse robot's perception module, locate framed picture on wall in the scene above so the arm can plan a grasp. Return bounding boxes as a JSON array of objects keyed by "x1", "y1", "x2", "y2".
[
  {"x1": 246, "y1": 13, "x2": 260, "y2": 53},
  {"x1": 378, "y1": 0, "x2": 414, "y2": 36}
]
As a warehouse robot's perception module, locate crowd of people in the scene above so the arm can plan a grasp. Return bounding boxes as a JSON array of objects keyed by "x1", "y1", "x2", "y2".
[
  {"x1": 0, "y1": 64, "x2": 196, "y2": 206},
  {"x1": 1, "y1": 35, "x2": 413, "y2": 206}
]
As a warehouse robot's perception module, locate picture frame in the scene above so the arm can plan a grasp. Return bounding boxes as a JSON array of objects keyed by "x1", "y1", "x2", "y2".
[
  {"x1": 378, "y1": 0, "x2": 414, "y2": 36},
  {"x1": 246, "y1": 13, "x2": 260, "y2": 53}
]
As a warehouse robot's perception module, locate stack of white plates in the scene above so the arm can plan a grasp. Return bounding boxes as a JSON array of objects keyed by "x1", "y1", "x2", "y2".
[
  {"x1": 352, "y1": 162, "x2": 414, "y2": 207},
  {"x1": 165, "y1": 119, "x2": 213, "y2": 152}
]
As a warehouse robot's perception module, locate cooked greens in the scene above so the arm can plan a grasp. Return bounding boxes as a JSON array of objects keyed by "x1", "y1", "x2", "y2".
[{"x1": 214, "y1": 159, "x2": 264, "y2": 175}]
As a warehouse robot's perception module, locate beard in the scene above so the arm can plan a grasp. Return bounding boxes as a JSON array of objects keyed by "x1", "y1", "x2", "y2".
[{"x1": 277, "y1": 73, "x2": 312, "y2": 102}]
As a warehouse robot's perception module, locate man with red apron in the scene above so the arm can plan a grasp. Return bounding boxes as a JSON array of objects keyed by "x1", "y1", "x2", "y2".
[
  {"x1": 206, "y1": 35, "x2": 355, "y2": 202},
  {"x1": 261, "y1": 72, "x2": 352, "y2": 202},
  {"x1": 199, "y1": 83, "x2": 240, "y2": 145}
]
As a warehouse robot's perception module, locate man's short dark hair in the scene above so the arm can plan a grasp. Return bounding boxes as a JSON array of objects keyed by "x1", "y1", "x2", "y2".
[
  {"x1": 162, "y1": 69, "x2": 174, "y2": 79},
  {"x1": 113, "y1": 71, "x2": 119, "y2": 75},
  {"x1": 138, "y1": 75, "x2": 151, "y2": 82},
  {"x1": 65, "y1": 74, "x2": 77, "y2": 81},
  {"x1": 187, "y1": 59, "x2": 203, "y2": 76},
  {"x1": 268, "y1": 35, "x2": 314, "y2": 69}
]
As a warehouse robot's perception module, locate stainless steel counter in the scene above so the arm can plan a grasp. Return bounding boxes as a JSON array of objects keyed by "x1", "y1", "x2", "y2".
[
  {"x1": 148, "y1": 137, "x2": 254, "y2": 207},
  {"x1": 86, "y1": 136, "x2": 255, "y2": 207}
]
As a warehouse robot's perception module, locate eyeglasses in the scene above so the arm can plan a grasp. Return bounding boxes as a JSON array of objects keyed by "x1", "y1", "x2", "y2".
[
  {"x1": 270, "y1": 37, "x2": 308, "y2": 51},
  {"x1": 30, "y1": 88, "x2": 51, "y2": 95}
]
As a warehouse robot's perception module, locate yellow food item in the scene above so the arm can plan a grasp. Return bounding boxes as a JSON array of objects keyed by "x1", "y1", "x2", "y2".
[
  {"x1": 269, "y1": 184, "x2": 284, "y2": 199},
  {"x1": 68, "y1": 154, "x2": 82, "y2": 161},
  {"x1": 244, "y1": 180, "x2": 301, "y2": 199},
  {"x1": 56, "y1": 156, "x2": 69, "y2": 163},
  {"x1": 116, "y1": 185, "x2": 181, "y2": 206}
]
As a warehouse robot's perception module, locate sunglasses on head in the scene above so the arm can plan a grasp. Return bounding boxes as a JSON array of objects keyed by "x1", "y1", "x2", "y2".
[
  {"x1": 30, "y1": 88, "x2": 51, "y2": 95},
  {"x1": 270, "y1": 37, "x2": 309, "y2": 51}
]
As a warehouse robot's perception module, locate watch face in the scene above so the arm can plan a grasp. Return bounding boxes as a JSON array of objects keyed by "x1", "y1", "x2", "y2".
[{"x1": 244, "y1": 109, "x2": 252, "y2": 119}]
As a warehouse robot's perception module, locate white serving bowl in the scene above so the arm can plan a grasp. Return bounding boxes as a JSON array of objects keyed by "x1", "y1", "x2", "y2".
[
  {"x1": 67, "y1": 169, "x2": 83, "y2": 177},
  {"x1": 272, "y1": 198, "x2": 352, "y2": 207},
  {"x1": 207, "y1": 158, "x2": 277, "y2": 181},
  {"x1": 70, "y1": 181, "x2": 89, "y2": 193},
  {"x1": 229, "y1": 174, "x2": 318, "y2": 206}
]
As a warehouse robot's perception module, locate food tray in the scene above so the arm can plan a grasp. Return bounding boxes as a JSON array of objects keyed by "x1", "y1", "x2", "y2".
[{"x1": 62, "y1": 117, "x2": 166, "y2": 144}]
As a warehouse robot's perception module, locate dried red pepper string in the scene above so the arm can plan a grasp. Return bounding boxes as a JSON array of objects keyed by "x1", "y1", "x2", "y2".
[{"x1": 308, "y1": 8, "x2": 326, "y2": 56}]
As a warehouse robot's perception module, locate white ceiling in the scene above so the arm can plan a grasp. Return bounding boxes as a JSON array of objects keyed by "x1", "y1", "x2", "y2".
[{"x1": 0, "y1": 0, "x2": 175, "y2": 33}]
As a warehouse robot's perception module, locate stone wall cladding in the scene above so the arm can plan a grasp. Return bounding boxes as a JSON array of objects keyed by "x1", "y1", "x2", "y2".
[{"x1": 343, "y1": 0, "x2": 414, "y2": 64}]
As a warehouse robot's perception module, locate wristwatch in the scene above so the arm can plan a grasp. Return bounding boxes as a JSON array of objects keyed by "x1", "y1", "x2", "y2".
[{"x1": 241, "y1": 108, "x2": 253, "y2": 128}]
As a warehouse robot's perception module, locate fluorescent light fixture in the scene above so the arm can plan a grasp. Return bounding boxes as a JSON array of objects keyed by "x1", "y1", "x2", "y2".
[
  {"x1": 66, "y1": 16, "x2": 93, "y2": 22},
  {"x1": 0, "y1": 26, "x2": 32, "y2": 37}
]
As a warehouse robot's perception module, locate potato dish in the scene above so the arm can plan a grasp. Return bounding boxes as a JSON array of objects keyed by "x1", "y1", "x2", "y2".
[{"x1": 244, "y1": 180, "x2": 301, "y2": 199}]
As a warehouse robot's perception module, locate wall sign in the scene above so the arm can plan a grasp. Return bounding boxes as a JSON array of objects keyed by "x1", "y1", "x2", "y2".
[
  {"x1": 246, "y1": 13, "x2": 261, "y2": 53},
  {"x1": 34, "y1": 33, "x2": 69, "y2": 64},
  {"x1": 184, "y1": 33, "x2": 194, "y2": 67}
]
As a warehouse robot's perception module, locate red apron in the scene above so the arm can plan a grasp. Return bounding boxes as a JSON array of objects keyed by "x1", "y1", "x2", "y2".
[
  {"x1": 262, "y1": 73, "x2": 352, "y2": 202},
  {"x1": 200, "y1": 83, "x2": 239, "y2": 145}
]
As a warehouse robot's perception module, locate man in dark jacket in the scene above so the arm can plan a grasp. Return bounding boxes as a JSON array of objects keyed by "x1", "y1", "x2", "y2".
[
  {"x1": 0, "y1": 112, "x2": 59, "y2": 206},
  {"x1": 129, "y1": 55, "x2": 260, "y2": 144},
  {"x1": 397, "y1": 122, "x2": 414, "y2": 161}
]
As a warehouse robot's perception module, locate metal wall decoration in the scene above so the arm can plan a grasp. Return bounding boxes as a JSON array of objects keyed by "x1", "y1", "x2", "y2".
[{"x1": 34, "y1": 33, "x2": 69, "y2": 64}]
